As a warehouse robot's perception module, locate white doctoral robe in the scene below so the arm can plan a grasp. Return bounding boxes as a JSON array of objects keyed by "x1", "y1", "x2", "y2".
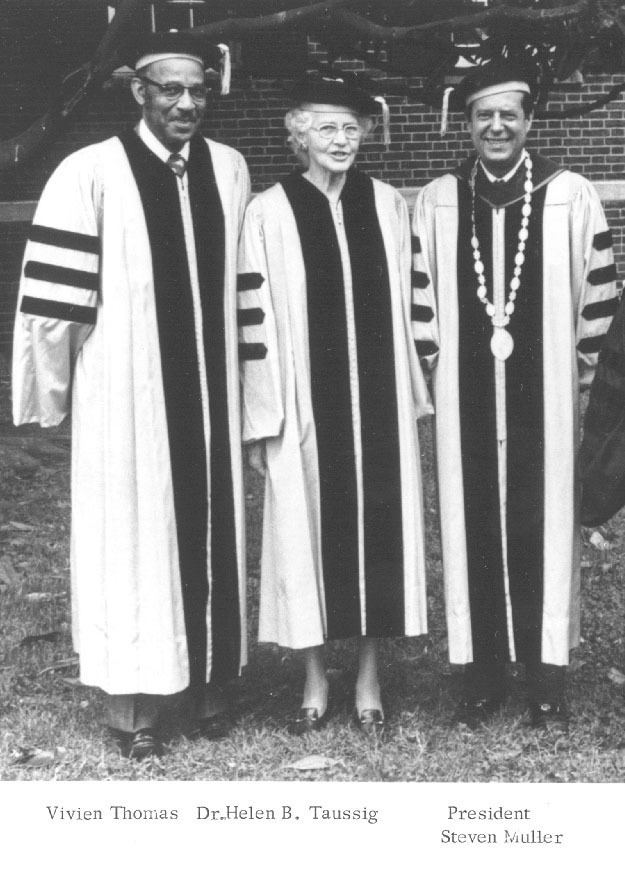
[
  {"x1": 13, "y1": 134, "x2": 250, "y2": 694},
  {"x1": 238, "y1": 172, "x2": 433, "y2": 649},
  {"x1": 412, "y1": 159, "x2": 618, "y2": 666}
]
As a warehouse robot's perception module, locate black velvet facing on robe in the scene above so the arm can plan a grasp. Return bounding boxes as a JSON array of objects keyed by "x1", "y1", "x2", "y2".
[
  {"x1": 120, "y1": 130, "x2": 240, "y2": 687},
  {"x1": 341, "y1": 172, "x2": 405, "y2": 637},
  {"x1": 456, "y1": 166, "x2": 546, "y2": 668},
  {"x1": 281, "y1": 170, "x2": 404, "y2": 639},
  {"x1": 188, "y1": 137, "x2": 241, "y2": 685}
]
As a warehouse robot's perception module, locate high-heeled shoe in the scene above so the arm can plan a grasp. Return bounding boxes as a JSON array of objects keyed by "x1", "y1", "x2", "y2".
[
  {"x1": 352, "y1": 708, "x2": 385, "y2": 738},
  {"x1": 288, "y1": 704, "x2": 331, "y2": 736},
  {"x1": 288, "y1": 681, "x2": 331, "y2": 736}
]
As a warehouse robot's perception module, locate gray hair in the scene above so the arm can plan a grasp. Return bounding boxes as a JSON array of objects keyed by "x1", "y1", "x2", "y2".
[
  {"x1": 284, "y1": 106, "x2": 375, "y2": 164},
  {"x1": 284, "y1": 108, "x2": 314, "y2": 162}
]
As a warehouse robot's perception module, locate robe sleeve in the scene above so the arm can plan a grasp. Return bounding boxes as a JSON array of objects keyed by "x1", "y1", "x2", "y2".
[
  {"x1": 572, "y1": 178, "x2": 620, "y2": 389},
  {"x1": 12, "y1": 151, "x2": 101, "y2": 427},
  {"x1": 237, "y1": 197, "x2": 284, "y2": 443},
  {"x1": 396, "y1": 191, "x2": 434, "y2": 418},
  {"x1": 235, "y1": 151, "x2": 252, "y2": 230},
  {"x1": 579, "y1": 292, "x2": 625, "y2": 525},
  {"x1": 411, "y1": 187, "x2": 440, "y2": 372}
]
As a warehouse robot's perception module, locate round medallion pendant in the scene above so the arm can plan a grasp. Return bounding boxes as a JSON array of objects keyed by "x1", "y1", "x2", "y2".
[{"x1": 490, "y1": 327, "x2": 514, "y2": 361}]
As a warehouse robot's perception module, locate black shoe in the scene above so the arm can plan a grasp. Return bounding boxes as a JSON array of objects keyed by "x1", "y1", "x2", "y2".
[
  {"x1": 528, "y1": 701, "x2": 569, "y2": 731},
  {"x1": 352, "y1": 708, "x2": 385, "y2": 738},
  {"x1": 288, "y1": 706, "x2": 330, "y2": 736},
  {"x1": 128, "y1": 729, "x2": 162, "y2": 760},
  {"x1": 454, "y1": 695, "x2": 504, "y2": 729},
  {"x1": 192, "y1": 711, "x2": 234, "y2": 740}
]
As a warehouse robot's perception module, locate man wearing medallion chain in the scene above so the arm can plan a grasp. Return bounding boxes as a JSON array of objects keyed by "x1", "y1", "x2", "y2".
[{"x1": 412, "y1": 61, "x2": 618, "y2": 728}]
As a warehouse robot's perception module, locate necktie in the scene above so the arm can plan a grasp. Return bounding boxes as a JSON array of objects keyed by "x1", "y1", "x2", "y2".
[{"x1": 167, "y1": 152, "x2": 187, "y2": 177}]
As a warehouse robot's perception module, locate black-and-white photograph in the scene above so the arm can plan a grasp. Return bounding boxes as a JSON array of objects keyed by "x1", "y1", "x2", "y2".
[{"x1": 2, "y1": 2, "x2": 625, "y2": 834}]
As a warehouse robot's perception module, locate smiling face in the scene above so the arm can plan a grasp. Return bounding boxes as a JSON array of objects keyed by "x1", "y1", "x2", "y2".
[
  {"x1": 131, "y1": 57, "x2": 206, "y2": 151},
  {"x1": 301, "y1": 105, "x2": 363, "y2": 180},
  {"x1": 467, "y1": 90, "x2": 532, "y2": 176}
]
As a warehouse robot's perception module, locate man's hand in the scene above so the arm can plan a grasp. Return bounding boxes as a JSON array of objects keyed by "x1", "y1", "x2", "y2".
[
  {"x1": 246, "y1": 441, "x2": 266, "y2": 476},
  {"x1": 583, "y1": 525, "x2": 614, "y2": 552}
]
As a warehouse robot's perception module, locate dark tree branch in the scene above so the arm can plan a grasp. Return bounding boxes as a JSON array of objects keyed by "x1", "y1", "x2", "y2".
[
  {"x1": 3, "y1": 0, "x2": 625, "y2": 171},
  {"x1": 189, "y1": 1, "x2": 593, "y2": 43},
  {"x1": 538, "y1": 78, "x2": 625, "y2": 116},
  {"x1": 191, "y1": 1, "x2": 351, "y2": 40},
  {"x1": 400, "y1": 0, "x2": 592, "y2": 33},
  {"x1": 0, "y1": 0, "x2": 146, "y2": 171}
]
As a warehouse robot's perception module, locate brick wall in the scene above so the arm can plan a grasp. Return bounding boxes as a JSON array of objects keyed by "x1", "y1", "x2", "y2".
[
  {"x1": 605, "y1": 201, "x2": 625, "y2": 271},
  {"x1": 3, "y1": 73, "x2": 625, "y2": 201},
  {"x1": 3, "y1": 66, "x2": 625, "y2": 350}
]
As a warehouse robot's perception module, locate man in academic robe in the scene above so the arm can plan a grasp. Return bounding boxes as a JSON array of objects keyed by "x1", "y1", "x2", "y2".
[
  {"x1": 412, "y1": 60, "x2": 618, "y2": 728},
  {"x1": 12, "y1": 32, "x2": 250, "y2": 758}
]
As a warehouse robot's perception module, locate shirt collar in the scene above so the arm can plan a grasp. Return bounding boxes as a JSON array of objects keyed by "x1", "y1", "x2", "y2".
[
  {"x1": 479, "y1": 150, "x2": 526, "y2": 184},
  {"x1": 138, "y1": 119, "x2": 190, "y2": 163}
]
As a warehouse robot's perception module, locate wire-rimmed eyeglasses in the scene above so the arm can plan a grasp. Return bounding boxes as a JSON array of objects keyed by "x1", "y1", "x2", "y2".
[
  {"x1": 309, "y1": 123, "x2": 364, "y2": 141},
  {"x1": 139, "y1": 75, "x2": 211, "y2": 103}
]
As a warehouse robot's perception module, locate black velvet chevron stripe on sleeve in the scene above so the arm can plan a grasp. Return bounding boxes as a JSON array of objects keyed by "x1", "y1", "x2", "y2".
[
  {"x1": 237, "y1": 307, "x2": 265, "y2": 327},
  {"x1": 588, "y1": 264, "x2": 617, "y2": 286},
  {"x1": 28, "y1": 224, "x2": 100, "y2": 254},
  {"x1": 412, "y1": 270, "x2": 430, "y2": 289},
  {"x1": 582, "y1": 297, "x2": 620, "y2": 321},
  {"x1": 20, "y1": 295, "x2": 97, "y2": 324},
  {"x1": 416, "y1": 340, "x2": 439, "y2": 356},
  {"x1": 239, "y1": 342, "x2": 267, "y2": 360},
  {"x1": 411, "y1": 304, "x2": 434, "y2": 322},
  {"x1": 24, "y1": 261, "x2": 99, "y2": 291},
  {"x1": 593, "y1": 229, "x2": 613, "y2": 251},
  {"x1": 577, "y1": 335, "x2": 606, "y2": 354},
  {"x1": 237, "y1": 272, "x2": 264, "y2": 292}
]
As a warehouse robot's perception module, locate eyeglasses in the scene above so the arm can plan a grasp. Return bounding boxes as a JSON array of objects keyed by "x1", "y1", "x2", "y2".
[
  {"x1": 309, "y1": 123, "x2": 364, "y2": 141},
  {"x1": 140, "y1": 75, "x2": 210, "y2": 103}
]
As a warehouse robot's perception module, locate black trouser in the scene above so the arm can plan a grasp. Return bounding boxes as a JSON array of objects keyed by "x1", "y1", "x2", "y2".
[
  {"x1": 463, "y1": 659, "x2": 565, "y2": 704},
  {"x1": 105, "y1": 683, "x2": 225, "y2": 733}
]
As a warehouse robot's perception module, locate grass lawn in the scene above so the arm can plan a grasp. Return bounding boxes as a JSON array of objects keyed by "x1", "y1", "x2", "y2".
[{"x1": 1, "y1": 354, "x2": 625, "y2": 782}]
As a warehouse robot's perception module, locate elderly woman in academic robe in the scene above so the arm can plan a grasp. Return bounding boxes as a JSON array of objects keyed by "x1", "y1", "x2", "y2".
[{"x1": 237, "y1": 74, "x2": 433, "y2": 736}]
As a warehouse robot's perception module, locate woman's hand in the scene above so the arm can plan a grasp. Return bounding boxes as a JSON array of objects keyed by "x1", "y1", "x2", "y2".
[{"x1": 246, "y1": 441, "x2": 266, "y2": 476}]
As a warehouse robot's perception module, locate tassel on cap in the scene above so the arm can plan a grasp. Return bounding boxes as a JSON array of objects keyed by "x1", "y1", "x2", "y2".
[
  {"x1": 218, "y1": 43, "x2": 231, "y2": 95},
  {"x1": 374, "y1": 95, "x2": 391, "y2": 147},
  {"x1": 440, "y1": 86, "x2": 454, "y2": 136}
]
